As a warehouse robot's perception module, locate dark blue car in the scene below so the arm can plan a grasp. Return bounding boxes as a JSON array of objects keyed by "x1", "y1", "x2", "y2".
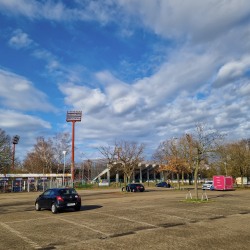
[
  {"x1": 35, "y1": 188, "x2": 81, "y2": 214},
  {"x1": 156, "y1": 182, "x2": 169, "y2": 187}
]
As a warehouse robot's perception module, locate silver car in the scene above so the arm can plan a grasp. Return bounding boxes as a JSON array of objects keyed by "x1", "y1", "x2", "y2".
[{"x1": 202, "y1": 181, "x2": 213, "y2": 190}]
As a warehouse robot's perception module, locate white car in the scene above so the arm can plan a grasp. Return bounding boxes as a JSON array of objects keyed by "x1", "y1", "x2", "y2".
[{"x1": 202, "y1": 181, "x2": 214, "y2": 190}]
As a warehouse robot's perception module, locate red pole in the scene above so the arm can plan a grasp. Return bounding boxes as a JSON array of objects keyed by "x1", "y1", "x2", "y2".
[
  {"x1": 71, "y1": 121, "x2": 75, "y2": 180},
  {"x1": 12, "y1": 143, "x2": 15, "y2": 171}
]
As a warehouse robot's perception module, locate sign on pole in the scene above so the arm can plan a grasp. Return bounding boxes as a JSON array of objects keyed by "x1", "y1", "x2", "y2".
[
  {"x1": 66, "y1": 111, "x2": 82, "y2": 181},
  {"x1": 66, "y1": 111, "x2": 82, "y2": 122}
]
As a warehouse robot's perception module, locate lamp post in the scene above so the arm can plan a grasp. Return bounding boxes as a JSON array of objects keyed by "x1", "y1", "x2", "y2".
[{"x1": 63, "y1": 151, "x2": 67, "y2": 187}]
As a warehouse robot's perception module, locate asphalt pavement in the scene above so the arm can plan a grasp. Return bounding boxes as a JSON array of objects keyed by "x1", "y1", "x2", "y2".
[{"x1": 0, "y1": 187, "x2": 250, "y2": 249}]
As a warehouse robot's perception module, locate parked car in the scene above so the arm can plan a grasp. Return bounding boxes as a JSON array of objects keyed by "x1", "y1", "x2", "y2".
[
  {"x1": 122, "y1": 183, "x2": 145, "y2": 192},
  {"x1": 156, "y1": 182, "x2": 168, "y2": 187},
  {"x1": 35, "y1": 188, "x2": 81, "y2": 214},
  {"x1": 202, "y1": 181, "x2": 214, "y2": 190}
]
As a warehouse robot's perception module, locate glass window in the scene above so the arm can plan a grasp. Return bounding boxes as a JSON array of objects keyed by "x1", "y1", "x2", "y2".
[
  {"x1": 50, "y1": 190, "x2": 56, "y2": 196},
  {"x1": 58, "y1": 189, "x2": 77, "y2": 195},
  {"x1": 43, "y1": 190, "x2": 51, "y2": 196}
]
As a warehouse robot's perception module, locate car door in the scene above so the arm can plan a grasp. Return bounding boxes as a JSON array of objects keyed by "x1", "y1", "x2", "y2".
[
  {"x1": 38, "y1": 192, "x2": 47, "y2": 208},
  {"x1": 42, "y1": 190, "x2": 51, "y2": 208},
  {"x1": 47, "y1": 189, "x2": 57, "y2": 208}
]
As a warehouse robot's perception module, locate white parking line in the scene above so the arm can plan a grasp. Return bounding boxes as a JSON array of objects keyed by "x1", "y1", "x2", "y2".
[
  {"x1": 0, "y1": 221, "x2": 41, "y2": 249},
  {"x1": 54, "y1": 216, "x2": 109, "y2": 236},
  {"x1": 170, "y1": 208, "x2": 223, "y2": 217},
  {"x1": 89, "y1": 211, "x2": 159, "y2": 228},
  {"x1": 29, "y1": 211, "x2": 109, "y2": 236},
  {"x1": 5, "y1": 216, "x2": 55, "y2": 224},
  {"x1": 143, "y1": 211, "x2": 193, "y2": 221},
  {"x1": 97, "y1": 207, "x2": 193, "y2": 221}
]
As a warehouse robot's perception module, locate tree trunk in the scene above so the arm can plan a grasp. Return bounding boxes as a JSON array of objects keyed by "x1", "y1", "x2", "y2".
[
  {"x1": 182, "y1": 171, "x2": 184, "y2": 185},
  {"x1": 241, "y1": 174, "x2": 244, "y2": 188},
  {"x1": 177, "y1": 172, "x2": 180, "y2": 189},
  {"x1": 194, "y1": 154, "x2": 199, "y2": 199},
  {"x1": 124, "y1": 173, "x2": 127, "y2": 191}
]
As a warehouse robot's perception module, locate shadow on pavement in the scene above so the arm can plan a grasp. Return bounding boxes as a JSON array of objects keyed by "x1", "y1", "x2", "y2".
[
  {"x1": 80, "y1": 205, "x2": 102, "y2": 211},
  {"x1": 56, "y1": 205, "x2": 102, "y2": 214}
]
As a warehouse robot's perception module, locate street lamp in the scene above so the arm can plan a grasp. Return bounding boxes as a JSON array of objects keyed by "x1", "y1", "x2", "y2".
[{"x1": 63, "y1": 151, "x2": 67, "y2": 187}]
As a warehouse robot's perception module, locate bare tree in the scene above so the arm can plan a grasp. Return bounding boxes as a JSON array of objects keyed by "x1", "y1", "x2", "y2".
[
  {"x1": 226, "y1": 139, "x2": 250, "y2": 187},
  {"x1": 0, "y1": 128, "x2": 12, "y2": 173},
  {"x1": 23, "y1": 152, "x2": 44, "y2": 173},
  {"x1": 53, "y1": 132, "x2": 71, "y2": 173},
  {"x1": 192, "y1": 122, "x2": 226, "y2": 199},
  {"x1": 24, "y1": 136, "x2": 55, "y2": 173},
  {"x1": 153, "y1": 137, "x2": 190, "y2": 189},
  {"x1": 97, "y1": 140, "x2": 146, "y2": 189}
]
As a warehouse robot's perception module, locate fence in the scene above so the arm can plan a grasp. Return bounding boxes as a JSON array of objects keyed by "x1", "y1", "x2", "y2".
[
  {"x1": 0, "y1": 177, "x2": 211, "y2": 193},
  {"x1": 0, "y1": 179, "x2": 75, "y2": 193}
]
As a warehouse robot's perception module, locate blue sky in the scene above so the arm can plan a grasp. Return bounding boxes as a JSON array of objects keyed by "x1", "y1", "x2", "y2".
[{"x1": 1, "y1": 0, "x2": 250, "y2": 162}]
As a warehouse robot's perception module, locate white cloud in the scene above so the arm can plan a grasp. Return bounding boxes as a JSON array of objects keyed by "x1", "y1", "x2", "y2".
[
  {"x1": 1, "y1": 1, "x2": 250, "y2": 41},
  {"x1": 0, "y1": 109, "x2": 51, "y2": 130},
  {"x1": 59, "y1": 83, "x2": 106, "y2": 114},
  {"x1": 0, "y1": 0, "x2": 114, "y2": 23},
  {"x1": 116, "y1": 0, "x2": 250, "y2": 41},
  {"x1": 2, "y1": 0, "x2": 250, "y2": 159},
  {"x1": 0, "y1": 68, "x2": 57, "y2": 112},
  {"x1": 0, "y1": 109, "x2": 52, "y2": 158},
  {"x1": 8, "y1": 29, "x2": 33, "y2": 49},
  {"x1": 213, "y1": 55, "x2": 250, "y2": 87},
  {"x1": 1, "y1": 1, "x2": 250, "y2": 46}
]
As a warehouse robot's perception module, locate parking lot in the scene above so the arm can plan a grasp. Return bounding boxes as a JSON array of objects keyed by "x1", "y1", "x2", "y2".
[{"x1": 1, "y1": 187, "x2": 250, "y2": 250}]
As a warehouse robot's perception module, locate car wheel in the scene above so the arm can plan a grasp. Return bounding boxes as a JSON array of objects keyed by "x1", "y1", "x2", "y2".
[
  {"x1": 74, "y1": 205, "x2": 81, "y2": 211},
  {"x1": 35, "y1": 202, "x2": 41, "y2": 211},
  {"x1": 51, "y1": 203, "x2": 58, "y2": 214}
]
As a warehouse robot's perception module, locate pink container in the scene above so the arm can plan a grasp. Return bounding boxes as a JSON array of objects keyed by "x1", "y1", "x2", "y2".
[{"x1": 213, "y1": 176, "x2": 233, "y2": 190}]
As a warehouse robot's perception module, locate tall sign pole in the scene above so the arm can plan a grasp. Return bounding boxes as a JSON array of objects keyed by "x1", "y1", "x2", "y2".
[
  {"x1": 66, "y1": 111, "x2": 82, "y2": 181},
  {"x1": 72, "y1": 120, "x2": 75, "y2": 180},
  {"x1": 11, "y1": 135, "x2": 20, "y2": 171}
]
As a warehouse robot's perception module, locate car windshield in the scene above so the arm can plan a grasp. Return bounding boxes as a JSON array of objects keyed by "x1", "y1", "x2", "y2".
[
  {"x1": 205, "y1": 182, "x2": 213, "y2": 184},
  {"x1": 58, "y1": 188, "x2": 77, "y2": 195}
]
